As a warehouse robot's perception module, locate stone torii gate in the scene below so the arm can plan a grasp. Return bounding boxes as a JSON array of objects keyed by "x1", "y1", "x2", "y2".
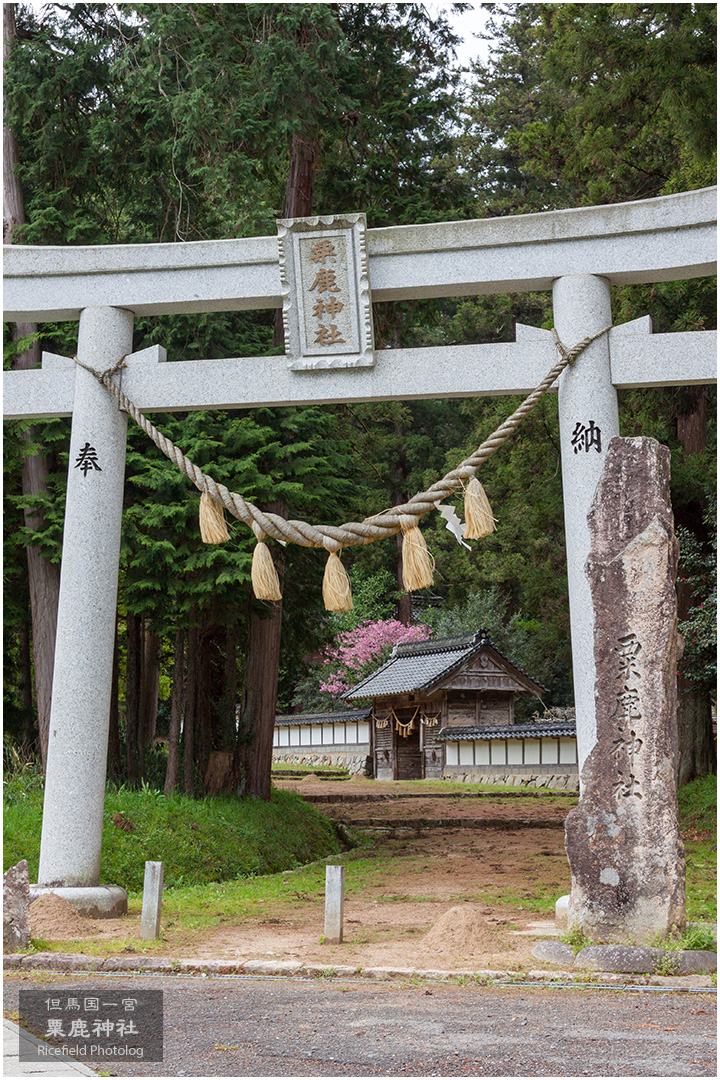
[{"x1": 4, "y1": 187, "x2": 716, "y2": 914}]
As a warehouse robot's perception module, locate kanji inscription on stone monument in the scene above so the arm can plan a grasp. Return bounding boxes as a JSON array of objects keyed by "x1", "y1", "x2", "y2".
[{"x1": 277, "y1": 212, "x2": 374, "y2": 369}]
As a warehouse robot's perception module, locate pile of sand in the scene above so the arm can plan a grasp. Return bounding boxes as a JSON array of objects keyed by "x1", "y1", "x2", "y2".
[
  {"x1": 423, "y1": 905, "x2": 507, "y2": 956},
  {"x1": 29, "y1": 892, "x2": 98, "y2": 940}
]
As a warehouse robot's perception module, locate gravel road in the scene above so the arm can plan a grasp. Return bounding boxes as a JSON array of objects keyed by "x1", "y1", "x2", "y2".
[{"x1": 5, "y1": 973, "x2": 716, "y2": 1077}]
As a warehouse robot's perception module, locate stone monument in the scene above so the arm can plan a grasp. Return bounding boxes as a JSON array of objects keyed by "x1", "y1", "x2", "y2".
[
  {"x1": 564, "y1": 436, "x2": 686, "y2": 943},
  {"x1": 3, "y1": 859, "x2": 30, "y2": 951}
]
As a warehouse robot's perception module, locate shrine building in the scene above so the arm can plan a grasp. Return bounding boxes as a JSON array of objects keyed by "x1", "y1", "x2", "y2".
[{"x1": 273, "y1": 630, "x2": 578, "y2": 784}]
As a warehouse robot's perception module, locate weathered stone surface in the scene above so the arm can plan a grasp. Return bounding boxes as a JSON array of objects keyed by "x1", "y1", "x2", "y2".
[
  {"x1": 574, "y1": 945, "x2": 666, "y2": 974},
  {"x1": 531, "y1": 940, "x2": 576, "y2": 967},
  {"x1": 649, "y1": 974, "x2": 714, "y2": 988},
  {"x1": 140, "y1": 861, "x2": 164, "y2": 940},
  {"x1": 20, "y1": 953, "x2": 102, "y2": 972},
  {"x1": 3, "y1": 860, "x2": 30, "y2": 952},
  {"x1": 555, "y1": 895, "x2": 570, "y2": 931},
  {"x1": 277, "y1": 214, "x2": 374, "y2": 370},
  {"x1": 324, "y1": 865, "x2": 345, "y2": 945},
  {"x1": 670, "y1": 950, "x2": 717, "y2": 975},
  {"x1": 38, "y1": 307, "x2": 135, "y2": 889},
  {"x1": 242, "y1": 960, "x2": 303, "y2": 975},
  {"x1": 273, "y1": 752, "x2": 369, "y2": 774},
  {"x1": 101, "y1": 956, "x2": 175, "y2": 972},
  {"x1": 565, "y1": 437, "x2": 685, "y2": 943}
]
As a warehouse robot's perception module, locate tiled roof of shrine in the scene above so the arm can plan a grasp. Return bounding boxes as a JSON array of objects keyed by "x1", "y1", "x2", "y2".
[
  {"x1": 274, "y1": 708, "x2": 370, "y2": 727},
  {"x1": 437, "y1": 720, "x2": 576, "y2": 740},
  {"x1": 344, "y1": 629, "x2": 546, "y2": 700}
]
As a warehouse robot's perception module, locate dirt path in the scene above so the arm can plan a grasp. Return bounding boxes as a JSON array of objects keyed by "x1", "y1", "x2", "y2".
[
  {"x1": 30, "y1": 785, "x2": 578, "y2": 974},
  {"x1": 185, "y1": 822, "x2": 570, "y2": 971}
]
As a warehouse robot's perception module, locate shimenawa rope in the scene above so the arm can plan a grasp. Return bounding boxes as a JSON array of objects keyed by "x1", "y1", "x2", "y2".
[{"x1": 74, "y1": 325, "x2": 611, "y2": 604}]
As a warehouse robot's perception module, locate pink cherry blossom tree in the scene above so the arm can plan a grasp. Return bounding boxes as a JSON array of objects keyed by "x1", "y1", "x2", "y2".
[{"x1": 319, "y1": 618, "x2": 431, "y2": 697}]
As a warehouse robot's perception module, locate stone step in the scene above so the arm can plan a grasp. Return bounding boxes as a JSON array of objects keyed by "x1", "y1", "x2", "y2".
[
  {"x1": 337, "y1": 817, "x2": 564, "y2": 830},
  {"x1": 294, "y1": 790, "x2": 576, "y2": 804}
]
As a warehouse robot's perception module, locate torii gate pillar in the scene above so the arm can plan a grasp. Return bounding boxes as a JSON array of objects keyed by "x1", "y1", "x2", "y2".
[
  {"x1": 36, "y1": 306, "x2": 134, "y2": 910},
  {"x1": 554, "y1": 274, "x2": 619, "y2": 774}
]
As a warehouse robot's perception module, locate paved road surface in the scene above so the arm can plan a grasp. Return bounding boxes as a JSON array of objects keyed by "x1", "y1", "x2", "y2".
[{"x1": 4, "y1": 974, "x2": 716, "y2": 1077}]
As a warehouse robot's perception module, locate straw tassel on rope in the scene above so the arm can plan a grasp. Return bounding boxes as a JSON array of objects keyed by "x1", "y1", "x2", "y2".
[
  {"x1": 463, "y1": 476, "x2": 496, "y2": 540},
  {"x1": 322, "y1": 542, "x2": 353, "y2": 612},
  {"x1": 251, "y1": 523, "x2": 282, "y2": 601},
  {"x1": 400, "y1": 515, "x2": 434, "y2": 591},
  {"x1": 199, "y1": 490, "x2": 231, "y2": 544}
]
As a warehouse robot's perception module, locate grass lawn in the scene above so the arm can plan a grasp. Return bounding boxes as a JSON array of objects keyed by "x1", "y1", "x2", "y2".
[{"x1": 3, "y1": 768, "x2": 343, "y2": 891}]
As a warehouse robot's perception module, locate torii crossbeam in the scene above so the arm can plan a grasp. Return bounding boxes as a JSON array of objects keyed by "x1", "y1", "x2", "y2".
[{"x1": 4, "y1": 186, "x2": 716, "y2": 912}]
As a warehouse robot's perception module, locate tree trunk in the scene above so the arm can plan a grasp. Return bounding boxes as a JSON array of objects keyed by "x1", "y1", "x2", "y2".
[
  {"x1": 394, "y1": 458, "x2": 413, "y2": 624},
  {"x1": 222, "y1": 619, "x2": 238, "y2": 751},
  {"x1": 677, "y1": 671, "x2": 715, "y2": 787},
  {"x1": 676, "y1": 578, "x2": 715, "y2": 785},
  {"x1": 107, "y1": 624, "x2": 122, "y2": 782},
  {"x1": 200, "y1": 616, "x2": 239, "y2": 795},
  {"x1": 239, "y1": 597, "x2": 283, "y2": 800},
  {"x1": 4, "y1": 4, "x2": 61, "y2": 771},
  {"x1": 183, "y1": 622, "x2": 199, "y2": 796},
  {"x1": 238, "y1": 504, "x2": 286, "y2": 800},
  {"x1": 164, "y1": 627, "x2": 185, "y2": 794},
  {"x1": 18, "y1": 613, "x2": 34, "y2": 744},
  {"x1": 674, "y1": 388, "x2": 714, "y2": 784},
  {"x1": 196, "y1": 621, "x2": 214, "y2": 781},
  {"x1": 273, "y1": 132, "x2": 319, "y2": 346},
  {"x1": 676, "y1": 386, "x2": 707, "y2": 457},
  {"x1": 22, "y1": 425, "x2": 61, "y2": 770},
  {"x1": 138, "y1": 623, "x2": 161, "y2": 778},
  {"x1": 125, "y1": 612, "x2": 142, "y2": 785}
]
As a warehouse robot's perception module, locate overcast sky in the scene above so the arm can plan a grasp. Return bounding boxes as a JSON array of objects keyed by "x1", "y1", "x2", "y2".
[{"x1": 431, "y1": 2, "x2": 495, "y2": 69}]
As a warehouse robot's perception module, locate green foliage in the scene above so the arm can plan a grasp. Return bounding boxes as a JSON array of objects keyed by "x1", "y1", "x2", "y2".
[
  {"x1": 467, "y1": 3, "x2": 716, "y2": 210},
  {"x1": 652, "y1": 923, "x2": 717, "y2": 954},
  {"x1": 560, "y1": 926, "x2": 592, "y2": 953},
  {"x1": 679, "y1": 774, "x2": 717, "y2": 838},
  {"x1": 2, "y1": 740, "x2": 44, "y2": 803},
  {"x1": 330, "y1": 567, "x2": 399, "y2": 633},
  {"x1": 3, "y1": 781, "x2": 342, "y2": 891},
  {"x1": 677, "y1": 502, "x2": 717, "y2": 692}
]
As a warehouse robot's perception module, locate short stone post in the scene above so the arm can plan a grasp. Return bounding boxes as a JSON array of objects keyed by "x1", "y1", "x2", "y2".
[
  {"x1": 565, "y1": 436, "x2": 686, "y2": 943},
  {"x1": 140, "y1": 862, "x2": 164, "y2": 940},
  {"x1": 324, "y1": 865, "x2": 345, "y2": 945},
  {"x1": 38, "y1": 306, "x2": 135, "y2": 890}
]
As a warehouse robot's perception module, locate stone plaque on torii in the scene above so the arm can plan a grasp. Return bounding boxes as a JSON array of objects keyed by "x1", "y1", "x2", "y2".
[{"x1": 3, "y1": 187, "x2": 717, "y2": 914}]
